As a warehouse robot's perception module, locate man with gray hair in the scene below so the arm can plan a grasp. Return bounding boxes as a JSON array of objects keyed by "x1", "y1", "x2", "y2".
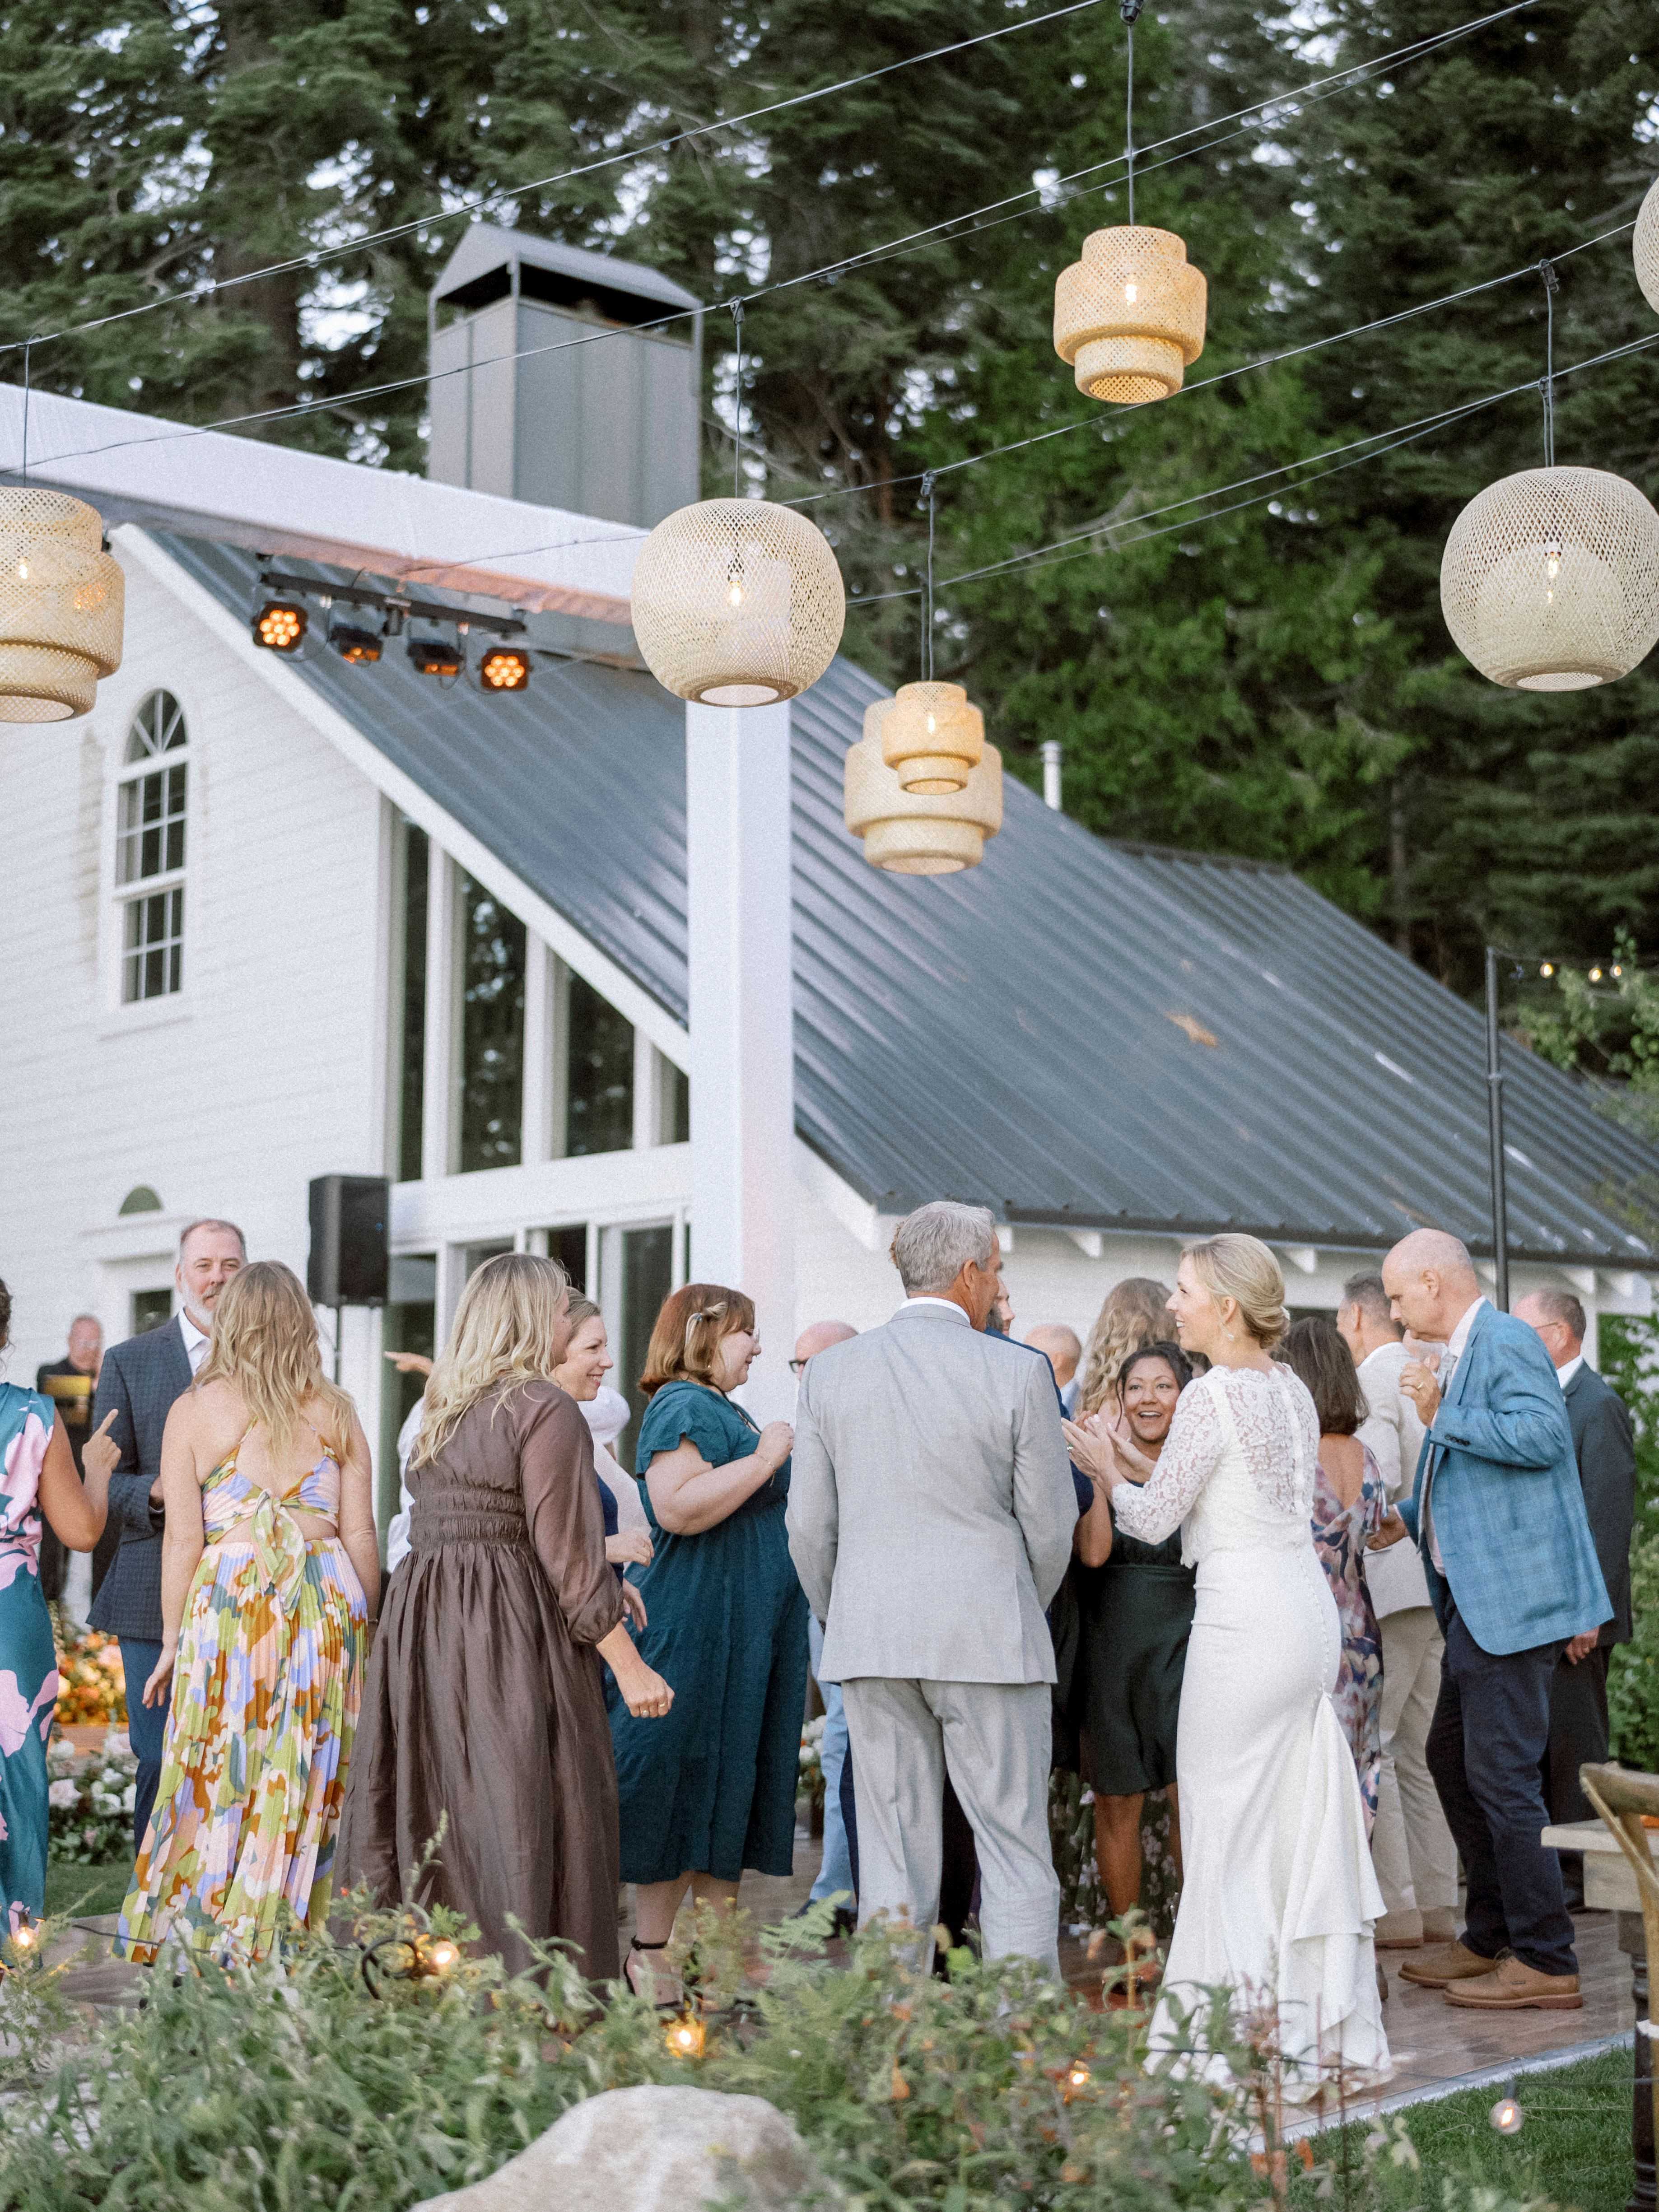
[
  {"x1": 92, "y1": 1216, "x2": 246, "y2": 1847},
  {"x1": 1514, "y1": 1287, "x2": 1636, "y2": 1883},
  {"x1": 788, "y1": 1200, "x2": 1077, "y2": 1972}
]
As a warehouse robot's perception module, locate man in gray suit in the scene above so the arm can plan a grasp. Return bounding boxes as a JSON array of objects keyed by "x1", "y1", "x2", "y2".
[
  {"x1": 91, "y1": 1217, "x2": 245, "y2": 1847},
  {"x1": 788, "y1": 1201, "x2": 1077, "y2": 1973}
]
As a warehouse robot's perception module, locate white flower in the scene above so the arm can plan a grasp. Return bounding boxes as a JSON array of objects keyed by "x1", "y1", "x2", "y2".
[
  {"x1": 48, "y1": 1780, "x2": 78, "y2": 1809},
  {"x1": 121, "y1": 1784, "x2": 135, "y2": 1812}
]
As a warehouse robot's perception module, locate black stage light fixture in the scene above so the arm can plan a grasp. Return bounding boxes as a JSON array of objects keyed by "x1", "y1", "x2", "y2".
[
  {"x1": 407, "y1": 633, "x2": 465, "y2": 679},
  {"x1": 253, "y1": 599, "x2": 307, "y2": 652},
  {"x1": 330, "y1": 623, "x2": 382, "y2": 665},
  {"x1": 479, "y1": 645, "x2": 531, "y2": 693}
]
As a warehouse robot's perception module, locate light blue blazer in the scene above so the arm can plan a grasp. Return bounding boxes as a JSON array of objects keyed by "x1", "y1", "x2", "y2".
[{"x1": 1399, "y1": 1301, "x2": 1610, "y2": 1657}]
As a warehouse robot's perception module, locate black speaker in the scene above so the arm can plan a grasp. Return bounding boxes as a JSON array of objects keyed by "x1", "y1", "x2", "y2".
[{"x1": 307, "y1": 1175, "x2": 390, "y2": 1306}]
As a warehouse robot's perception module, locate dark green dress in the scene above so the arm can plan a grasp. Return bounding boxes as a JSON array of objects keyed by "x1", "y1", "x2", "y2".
[
  {"x1": 1074, "y1": 1519, "x2": 1195, "y2": 1797},
  {"x1": 610, "y1": 1382, "x2": 810, "y2": 1886}
]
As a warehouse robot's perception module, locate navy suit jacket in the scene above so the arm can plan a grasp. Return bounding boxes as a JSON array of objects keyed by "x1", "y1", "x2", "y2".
[
  {"x1": 88, "y1": 1318, "x2": 193, "y2": 1642},
  {"x1": 1400, "y1": 1302, "x2": 1609, "y2": 1657}
]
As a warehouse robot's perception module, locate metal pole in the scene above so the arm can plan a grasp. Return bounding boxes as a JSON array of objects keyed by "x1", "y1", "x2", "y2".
[{"x1": 1484, "y1": 945, "x2": 1510, "y2": 1311}]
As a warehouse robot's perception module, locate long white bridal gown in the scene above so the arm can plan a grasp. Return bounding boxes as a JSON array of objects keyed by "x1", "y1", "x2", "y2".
[{"x1": 1110, "y1": 1361, "x2": 1390, "y2": 2098}]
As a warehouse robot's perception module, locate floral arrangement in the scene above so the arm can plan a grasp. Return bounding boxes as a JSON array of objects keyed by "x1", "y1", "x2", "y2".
[
  {"x1": 47, "y1": 1734, "x2": 136, "y2": 1864},
  {"x1": 53, "y1": 1628, "x2": 127, "y2": 1728},
  {"x1": 797, "y1": 1714, "x2": 826, "y2": 1809}
]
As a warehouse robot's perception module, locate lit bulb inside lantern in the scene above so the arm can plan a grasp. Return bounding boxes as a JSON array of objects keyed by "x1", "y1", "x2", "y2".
[
  {"x1": 1067, "y1": 2063, "x2": 1091, "y2": 2090},
  {"x1": 15, "y1": 559, "x2": 26, "y2": 580},
  {"x1": 925, "y1": 712, "x2": 937, "y2": 734},
  {"x1": 1124, "y1": 282, "x2": 1137, "y2": 304},
  {"x1": 1543, "y1": 537, "x2": 1562, "y2": 604},
  {"x1": 425, "y1": 1937, "x2": 459, "y2": 1973},
  {"x1": 12, "y1": 1925, "x2": 33, "y2": 1951},
  {"x1": 1490, "y1": 2096, "x2": 1523, "y2": 2136},
  {"x1": 727, "y1": 581, "x2": 744, "y2": 608},
  {"x1": 665, "y1": 2012, "x2": 706, "y2": 2058}
]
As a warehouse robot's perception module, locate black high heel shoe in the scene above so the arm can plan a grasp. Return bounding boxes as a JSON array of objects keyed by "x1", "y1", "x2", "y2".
[{"x1": 625, "y1": 1935, "x2": 683, "y2": 2011}]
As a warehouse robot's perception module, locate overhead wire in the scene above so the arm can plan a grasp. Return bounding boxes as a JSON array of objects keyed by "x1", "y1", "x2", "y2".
[{"x1": 2, "y1": 0, "x2": 1542, "y2": 481}]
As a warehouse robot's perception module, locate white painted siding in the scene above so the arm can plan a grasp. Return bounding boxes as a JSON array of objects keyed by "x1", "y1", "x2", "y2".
[{"x1": 0, "y1": 543, "x2": 387, "y2": 1404}]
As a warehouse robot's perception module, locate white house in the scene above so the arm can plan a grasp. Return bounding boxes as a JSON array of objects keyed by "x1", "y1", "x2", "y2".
[{"x1": 2, "y1": 231, "x2": 1654, "y2": 1534}]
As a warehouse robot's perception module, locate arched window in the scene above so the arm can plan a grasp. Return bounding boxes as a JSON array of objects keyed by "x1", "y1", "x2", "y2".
[{"x1": 116, "y1": 690, "x2": 188, "y2": 1001}]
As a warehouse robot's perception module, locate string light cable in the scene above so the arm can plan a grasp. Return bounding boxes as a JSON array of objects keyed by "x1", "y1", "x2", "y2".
[{"x1": 0, "y1": 0, "x2": 1543, "y2": 475}]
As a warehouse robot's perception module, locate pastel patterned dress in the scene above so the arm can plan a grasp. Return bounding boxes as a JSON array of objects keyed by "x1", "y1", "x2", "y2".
[
  {"x1": 118, "y1": 1433, "x2": 368, "y2": 1964},
  {"x1": 1309, "y1": 1444, "x2": 1387, "y2": 1829},
  {"x1": 0, "y1": 1385, "x2": 61, "y2": 1927}
]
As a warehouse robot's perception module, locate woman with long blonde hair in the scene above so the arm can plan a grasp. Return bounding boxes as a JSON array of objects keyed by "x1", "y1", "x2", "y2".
[
  {"x1": 118, "y1": 1262, "x2": 378, "y2": 1964},
  {"x1": 1075, "y1": 1276, "x2": 1175, "y2": 1420},
  {"x1": 342, "y1": 1253, "x2": 671, "y2": 1979}
]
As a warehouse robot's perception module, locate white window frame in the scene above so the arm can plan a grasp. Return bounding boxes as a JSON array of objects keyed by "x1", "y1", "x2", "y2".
[{"x1": 105, "y1": 687, "x2": 193, "y2": 1020}]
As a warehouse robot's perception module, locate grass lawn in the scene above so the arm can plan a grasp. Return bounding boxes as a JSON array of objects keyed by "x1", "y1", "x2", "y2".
[
  {"x1": 1311, "y1": 2049, "x2": 1637, "y2": 2212},
  {"x1": 45, "y1": 1858, "x2": 132, "y2": 1920}
]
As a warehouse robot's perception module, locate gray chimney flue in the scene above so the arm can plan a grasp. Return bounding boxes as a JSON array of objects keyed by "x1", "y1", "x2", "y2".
[
  {"x1": 1041, "y1": 739, "x2": 1064, "y2": 811},
  {"x1": 426, "y1": 225, "x2": 704, "y2": 534}
]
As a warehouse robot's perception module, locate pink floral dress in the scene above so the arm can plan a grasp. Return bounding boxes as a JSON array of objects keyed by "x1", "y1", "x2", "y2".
[
  {"x1": 1310, "y1": 1443, "x2": 1386, "y2": 1827},
  {"x1": 0, "y1": 1385, "x2": 61, "y2": 1924}
]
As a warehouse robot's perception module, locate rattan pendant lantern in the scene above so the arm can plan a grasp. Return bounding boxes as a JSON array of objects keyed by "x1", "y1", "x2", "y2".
[
  {"x1": 0, "y1": 489, "x2": 124, "y2": 722},
  {"x1": 1053, "y1": 1, "x2": 1206, "y2": 406},
  {"x1": 1440, "y1": 466, "x2": 1659, "y2": 690},
  {"x1": 844, "y1": 722, "x2": 1004, "y2": 874},
  {"x1": 1636, "y1": 177, "x2": 1659, "y2": 317},
  {"x1": 1440, "y1": 267, "x2": 1659, "y2": 690},
  {"x1": 880, "y1": 680, "x2": 984, "y2": 794},
  {"x1": 630, "y1": 301, "x2": 844, "y2": 707}
]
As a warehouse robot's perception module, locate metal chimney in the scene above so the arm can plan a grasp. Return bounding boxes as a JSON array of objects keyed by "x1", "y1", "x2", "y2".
[
  {"x1": 1041, "y1": 739, "x2": 1064, "y2": 811},
  {"x1": 426, "y1": 225, "x2": 704, "y2": 532}
]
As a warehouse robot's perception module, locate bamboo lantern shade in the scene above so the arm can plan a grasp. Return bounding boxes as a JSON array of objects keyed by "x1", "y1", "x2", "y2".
[
  {"x1": 629, "y1": 498, "x2": 845, "y2": 707},
  {"x1": 1054, "y1": 227, "x2": 1207, "y2": 405},
  {"x1": 1440, "y1": 466, "x2": 1659, "y2": 691},
  {"x1": 0, "y1": 489, "x2": 123, "y2": 722},
  {"x1": 843, "y1": 729, "x2": 1003, "y2": 875},
  {"x1": 1637, "y1": 178, "x2": 1659, "y2": 317},
  {"x1": 876, "y1": 680, "x2": 985, "y2": 794}
]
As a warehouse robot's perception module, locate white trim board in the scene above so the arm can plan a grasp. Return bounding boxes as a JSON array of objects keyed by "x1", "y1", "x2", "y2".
[{"x1": 121, "y1": 526, "x2": 690, "y2": 1071}]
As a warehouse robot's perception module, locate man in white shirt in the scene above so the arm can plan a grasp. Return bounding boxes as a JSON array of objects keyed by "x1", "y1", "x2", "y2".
[
  {"x1": 1337, "y1": 1272, "x2": 1458, "y2": 1951},
  {"x1": 90, "y1": 1217, "x2": 245, "y2": 1847}
]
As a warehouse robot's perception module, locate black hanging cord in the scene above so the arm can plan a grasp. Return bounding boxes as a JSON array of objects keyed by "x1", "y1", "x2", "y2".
[
  {"x1": 921, "y1": 472, "x2": 937, "y2": 681},
  {"x1": 1539, "y1": 258, "x2": 1559, "y2": 468},
  {"x1": 1121, "y1": 0, "x2": 1143, "y2": 225},
  {"x1": 731, "y1": 299, "x2": 745, "y2": 497}
]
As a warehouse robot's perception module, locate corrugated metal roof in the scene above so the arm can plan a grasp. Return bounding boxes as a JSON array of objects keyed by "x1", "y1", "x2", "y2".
[{"x1": 158, "y1": 529, "x2": 1659, "y2": 1268}]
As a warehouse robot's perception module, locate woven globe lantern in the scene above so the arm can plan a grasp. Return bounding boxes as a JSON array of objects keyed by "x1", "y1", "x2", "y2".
[
  {"x1": 843, "y1": 727, "x2": 1003, "y2": 875},
  {"x1": 1637, "y1": 178, "x2": 1659, "y2": 317},
  {"x1": 875, "y1": 681, "x2": 984, "y2": 795},
  {"x1": 629, "y1": 498, "x2": 845, "y2": 706},
  {"x1": 0, "y1": 489, "x2": 123, "y2": 722},
  {"x1": 1440, "y1": 466, "x2": 1659, "y2": 691},
  {"x1": 1054, "y1": 226, "x2": 1207, "y2": 405}
]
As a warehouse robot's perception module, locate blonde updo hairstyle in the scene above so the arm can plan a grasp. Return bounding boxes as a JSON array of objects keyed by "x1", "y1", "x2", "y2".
[
  {"x1": 1182, "y1": 1234, "x2": 1287, "y2": 1349},
  {"x1": 1077, "y1": 1275, "x2": 1174, "y2": 1418},
  {"x1": 194, "y1": 1261, "x2": 355, "y2": 1464},
  {"x1": 415, "y1": 1252, "x2": 571, "y2": 1468}
]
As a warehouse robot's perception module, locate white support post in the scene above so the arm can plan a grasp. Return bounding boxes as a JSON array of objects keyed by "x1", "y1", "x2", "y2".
[
  {"x1": 422, "y1": 848, "x2": 457, "y2": 1183},
  {"x1": 686, "y1": 699, "x2": 797, "y2": 1425},
  {"x1": 522, "y1": 935, "x2": 555, "y2": 1165}
]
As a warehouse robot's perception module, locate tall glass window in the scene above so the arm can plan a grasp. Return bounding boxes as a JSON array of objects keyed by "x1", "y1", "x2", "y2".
[
  {"x1": 566, "y1": 973, "x2": 634, "y2": 1156},
  {"x1": 458, "y1": 874, "x2": 526, "y2": 1172},
  {"x1": 116, "y1": 690, "x2": 187, "y2": 1003},
  {"x1": 397, "y1": 823, "x2": 429, "y2": 1183},
  {"x1": 617, "y1": 1222, "x2": 675, "y2": 1470},
  {"x1": 665, "y1": 1062, "x2": 690, "y2": 1145},
  {"x1": 378, "y1": 1253, "x2": 436, "y2": 1539}
]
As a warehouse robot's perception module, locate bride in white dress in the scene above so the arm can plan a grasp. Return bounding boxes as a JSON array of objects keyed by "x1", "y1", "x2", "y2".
[{"x1": 1065, "y1": 1233, "x2": 1389, "y2": 2099}]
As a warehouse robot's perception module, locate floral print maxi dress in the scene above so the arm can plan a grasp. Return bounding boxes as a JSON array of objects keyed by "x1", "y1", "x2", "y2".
[
  {"x1": 0, "y1": 1385, "x2": 61, "y2": 1926},
  {"x1": 118, "y1": 1438, "x2": 368, "y2": 1965},
  {"x1": 1309, "y1": 1443, "x2": 1386, "y2": 1829}
]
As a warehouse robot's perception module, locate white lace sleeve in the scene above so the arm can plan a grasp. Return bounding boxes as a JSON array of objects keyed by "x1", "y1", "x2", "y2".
[{"x1": 1109, "y1": 1382, "x2": 1226, "y2": 1545}]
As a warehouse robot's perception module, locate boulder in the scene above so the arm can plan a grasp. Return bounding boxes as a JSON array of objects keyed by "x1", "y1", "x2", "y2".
[{"x1": 418, "y1": 2084, "x2": 841, "y2": 2212}]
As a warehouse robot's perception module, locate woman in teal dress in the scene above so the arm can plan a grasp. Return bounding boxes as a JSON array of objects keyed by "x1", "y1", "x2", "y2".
[
  {"x1": 0, "y1": 1279, "x2": 112, "y2": 1928},
  {"x1": 611, "y1": 1282, "x2": 807, "y2": 2001}
]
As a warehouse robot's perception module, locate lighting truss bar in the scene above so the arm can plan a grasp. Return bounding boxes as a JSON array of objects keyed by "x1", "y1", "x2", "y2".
[{"x1": 256, "y1": 567, "x2": 528, "y2": 638}]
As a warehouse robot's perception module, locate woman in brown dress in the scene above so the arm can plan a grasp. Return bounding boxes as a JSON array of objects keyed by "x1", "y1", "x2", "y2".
[{"x1": 341, "y1": 1253, "x2": 672, "y2": 1977}]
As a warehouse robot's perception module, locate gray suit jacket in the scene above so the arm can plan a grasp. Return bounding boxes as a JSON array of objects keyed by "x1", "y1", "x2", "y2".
[
  {"x1": 88, "y1": 1318, "x2": 192, "y2": 1643},
  {"x1": 787, "y1": 1303, "x2": 1077, "y2": 1686},
  {"x1": 1564, "y1": 1363, "x2": 1636, "y2": 1648}
]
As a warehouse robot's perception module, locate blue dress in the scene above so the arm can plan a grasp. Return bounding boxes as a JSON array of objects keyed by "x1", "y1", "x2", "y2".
[
  {"x1": 0, "y1": 1386, "x2": 61, "y2": 1926},
  {"x1": 610, "y1": 1381, "x2": 809, "y2": 1885}
]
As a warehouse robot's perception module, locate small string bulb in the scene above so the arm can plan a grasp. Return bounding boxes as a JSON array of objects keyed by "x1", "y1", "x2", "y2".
[
  {"x1": 1612, "y1": 963, "x2": 1625, "y2": 978},
  {"x1": 424, "y1": 1937, "x2": 459, "y2": 1973},
  {"x1": 1066, "y1": 2062, "x2": 1091, "y2": 2089},
  {"x1": 1490, "y1": 2095, "x2": 1524, "y2": 2136},
  {"x1": 665, "y1": 2012, "x2": 706, "y2": 2058},
  {"x1": 1590, "y1": 967, "x2": 1604, "y2": 983},
  {"x1": 1539, "y1": 963, "x2": 1555, "y2": 979}
]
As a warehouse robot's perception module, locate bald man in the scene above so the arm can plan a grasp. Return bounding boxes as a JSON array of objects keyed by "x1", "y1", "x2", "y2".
[
  {"x1": 1381, "y1": 1230, "x2": 1609, "y2": 2013},
  {"x1": 1026, "y1": 1325, "x2": 1082, "y2": 1417}
]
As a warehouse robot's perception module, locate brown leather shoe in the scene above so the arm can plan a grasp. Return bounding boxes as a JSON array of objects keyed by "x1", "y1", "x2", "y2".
[
  {"x1": 1397, "y1": 1940, "x2": 1503, "y2": 1989},
  {"x1": 1444, "y1": 1956, "x2": 1581, "y2": 2011}
]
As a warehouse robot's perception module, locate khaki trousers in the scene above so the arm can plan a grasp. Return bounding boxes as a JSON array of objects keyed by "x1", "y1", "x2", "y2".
[{"x1": 1370, "y1": 1605, "x2": 1458, "y2": 1919}]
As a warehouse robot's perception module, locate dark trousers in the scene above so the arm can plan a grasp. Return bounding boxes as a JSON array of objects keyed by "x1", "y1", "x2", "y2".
[
  {"x1": 1542, "y1": 1643, "x2": 1611, "y2": 1907},
  {"x1": 119, "y1": 1638, "x2": 166, "y2": 1855},
  {"x1": 1426, "y1": 1604, "x2": 1575, "y2": 1977}
]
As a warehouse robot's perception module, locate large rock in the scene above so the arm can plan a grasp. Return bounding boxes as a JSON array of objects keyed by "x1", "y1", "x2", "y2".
[{"x1": 419, "y1": 2085, "x2": 841, "y2": 2212}]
